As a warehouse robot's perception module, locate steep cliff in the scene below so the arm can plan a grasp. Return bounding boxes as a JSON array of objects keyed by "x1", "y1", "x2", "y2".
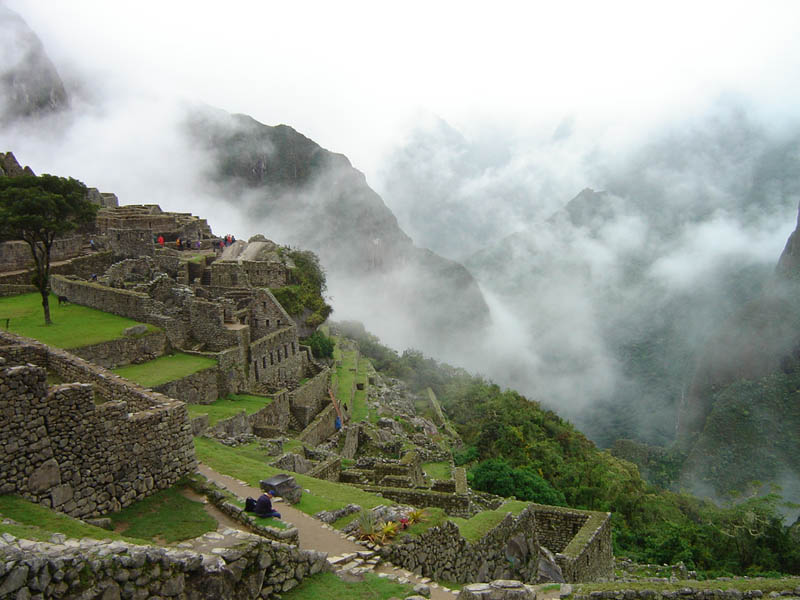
[
  {"x1": 186, "y1": 107, "x2": 490, "y2": 350},
  {"x1": 0, "y1": 4, "x2": 69, "y2": 123}
]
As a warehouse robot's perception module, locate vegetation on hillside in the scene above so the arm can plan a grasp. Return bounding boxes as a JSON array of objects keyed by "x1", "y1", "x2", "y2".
[
  {"x1": 336, "y1": 321, "x2": 800, "y2": 576},
  {"x1": 272, "y1": 248, "x2": 332, "y2": 328},
  {"x1": 302, "y1": 330, "x2": 334, "y2": 359}
]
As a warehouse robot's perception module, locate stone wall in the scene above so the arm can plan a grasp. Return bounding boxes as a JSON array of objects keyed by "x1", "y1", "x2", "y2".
[
  {"x1": 380, "y1": 506, "x2": 540, "y2": 584},
  {"x1": 209, "y1": 260, "x2": 288, "y2": 289},
  {"x1": 250, "y1": 392, "x2": 290, "y2": 437},
  {"x1": 0, "y1": 533, "x2": 329, "y2": 600},
  {"x1": 0, "y1": 235, "x2": 83, "y2": 271},
  {"x1": 542, "y1": 506, "x2": 612, "y2": 583},
  {"x1": 297, "y1": 402, "x2": 338, "y2": 446},
  {"x1": 358, "y1": 485, "x2": 473, "y2": 517},
  {"x1": 289, "y1": 367, "x2": 331, "y2": 427},
  {"x1": 107, "y1": 227, "x2": 154, "y2": 259},
  {"x1": 70, "y1": 330, "x2": 168, "y2": 368},
  {"x1": 0, "y1": 284, "x2": 36, "y2": 297},
  {"x1": 307, "y1": 456, "x2": 342, "y2": 482},
  {"x1": 154, "y1": 366, "x2": 219, "y2": 404},
  {"x1": 249, "y1": 328, "x2": 306, "y2": 391},
  {"x1": 0, "y1": 339, "x2": 196, "y2": 519}
]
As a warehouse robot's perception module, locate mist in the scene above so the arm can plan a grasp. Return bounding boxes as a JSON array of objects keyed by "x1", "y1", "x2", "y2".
[{"x1": 4, "y1": 1, "x2": 800, "y2": 453}]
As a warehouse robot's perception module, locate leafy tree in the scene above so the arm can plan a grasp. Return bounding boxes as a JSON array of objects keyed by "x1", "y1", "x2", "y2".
[{"x1": 0, "y1": 174, "x2": 97, "y2": 324}]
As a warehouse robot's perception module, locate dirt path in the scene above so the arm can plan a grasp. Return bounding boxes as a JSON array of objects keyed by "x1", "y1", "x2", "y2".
[{"x1": 197, "y1": 463, "x2": 458, "y2": 600}]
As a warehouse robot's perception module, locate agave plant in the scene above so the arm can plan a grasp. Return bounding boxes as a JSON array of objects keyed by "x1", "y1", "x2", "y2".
[
  {"x1": 356, "y1": 509, "x2": 379, "y2": 542},
  {"x1": 376, "y1": 520, "x2": 400, "y2": 544},
  {"x1": 406, "y1": 508, "x2": 428, "y2": 525}
]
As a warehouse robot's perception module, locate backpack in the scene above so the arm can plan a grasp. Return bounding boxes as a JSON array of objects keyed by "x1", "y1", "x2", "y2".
[{"x1": 245, "y1": 497, "x2": 256, "y2": 512}]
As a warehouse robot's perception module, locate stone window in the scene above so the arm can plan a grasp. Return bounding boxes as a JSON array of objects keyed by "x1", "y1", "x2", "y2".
[
  {"x1": 270, "y1": 351, "x2": 274, "y2": 365},
  {"x1": 284, "y1": 344, "x2": 288, "y2": 359},
  {"x1": 277, "y1": 319, "x2": 281, "y2": 327},
  {"x1": 262, "y1": 356, "x2": 266, "y2": 369},
  {"x1": 254, "y1": 362, "x2": 259, "y2": 380},
  {"x1": 266, "y1": 319, "x2": 270, "y2": 328}
]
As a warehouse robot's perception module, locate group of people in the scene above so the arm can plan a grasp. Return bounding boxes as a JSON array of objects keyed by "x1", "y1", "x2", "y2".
[{"x1": 154, "y1": 234, "x2": 202, "y2": 251}]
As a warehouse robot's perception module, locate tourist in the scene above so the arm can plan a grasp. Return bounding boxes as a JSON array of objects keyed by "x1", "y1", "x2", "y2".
[
  {"x1": 157, "y1": 235, "x2": 164, "y2": 247},
  {"x1": 253, "y1": 490, "x2": 281, "y2": 519}
]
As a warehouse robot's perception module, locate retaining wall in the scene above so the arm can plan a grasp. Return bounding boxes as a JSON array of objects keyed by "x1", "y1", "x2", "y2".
[
  {"x1": 70, "y1": 329, "x2": 168, "y2": 368},
  {"x1": 307, "y1": 456, "x2": 342, "y2": 482},
  {"x1": 289, "y1": 367, "x2": 331, "y2": 427},
  {"x1": 381, "y1": 506, "x2": 540, "y2": 584},
  {"x1": 154, "y1": 366, "x2": 219, "y2": 404},
  {"x1": 0, "y1": 335, "x2": 196, "y2": 519},
  {"x1": 0, "y1": 526, "x2": 328, "y2": 599},
  {"x1": 297, "y1": 402, "x2": 338, "y2": 446}
]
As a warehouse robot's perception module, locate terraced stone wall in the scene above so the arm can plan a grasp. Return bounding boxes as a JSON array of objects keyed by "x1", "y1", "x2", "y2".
[
  {"x1": 0, "y1": 339, "x2": 196, "y2": 518},
  {"x1": 0, "y1": 235, "x2": 83, "y2": 271},
  {"x1": 0, "y1": 534, "x2": 328, "y2": 599},
  {"x1": 289, "y1": 367, "x2": 331, "y2": 427},
  {"x1": 70, "y1": 330, "x2": 167, "y2": 369},
  {"x1": 380, "y1": 507, "x2": 540, "y2": 584}
]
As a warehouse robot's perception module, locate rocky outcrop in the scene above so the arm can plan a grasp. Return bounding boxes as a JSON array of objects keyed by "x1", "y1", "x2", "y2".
[{"x1": 0, "y1": 5, "x2": 69, "y2": 123}]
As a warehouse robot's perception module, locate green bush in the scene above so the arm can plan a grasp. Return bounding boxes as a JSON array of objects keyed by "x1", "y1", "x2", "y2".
[
  {"x1": 304, "y1": 330, "x2": 334, "y2": 359},
  {"x1": 470, "y1": 458, "x2": 566, "y2": 505}
]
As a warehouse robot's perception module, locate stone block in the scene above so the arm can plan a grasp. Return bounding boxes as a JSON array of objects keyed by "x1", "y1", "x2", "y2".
[
  {"x1": 27, "y1": 458, "x2": 61, "y2": 493},
  {"x1": 50, "y1": 484, "x2": 74, "y2": 507}
]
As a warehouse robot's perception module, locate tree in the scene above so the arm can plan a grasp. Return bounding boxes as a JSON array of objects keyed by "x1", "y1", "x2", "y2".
[{"x1": 0, "y1": 174, "x2": 97, "y2": 324}]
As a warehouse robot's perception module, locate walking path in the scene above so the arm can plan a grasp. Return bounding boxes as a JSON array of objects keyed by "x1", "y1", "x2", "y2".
[{"x1": 197, "y1": 463, "x2": 459, "y2": 600}]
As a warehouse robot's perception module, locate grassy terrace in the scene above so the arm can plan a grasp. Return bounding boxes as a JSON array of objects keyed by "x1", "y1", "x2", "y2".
[
  {"x1": 423, "y1": 461, "x2": 452, "y2": 480},
  {"x1": 106, "y1": 484, "x2": 217, "y2": 543},
  {"x1": 186, "y1": 394, "x2": 273, "y2": 425},
  {"x1": 333, "y1": 336, "x2": 372, "y2": 422},
  {"x1": 194, "y1": 437, "x2": 389, "y2": 517},
  {"x1": 0, "y1": 495, "x2": 136, "y2": 543},
  {"x1": 0, "y1": 292, "x2": 158, "y2": 348},
  {"x1": 112, "y1": 353, "x2": 216, "y2": 387},
  {"x1": 401, "y1": 500, "x2": 530, "y2": 543},
  {"x1": 283, "y1": 572, "x2": 414, "y2": 600}
]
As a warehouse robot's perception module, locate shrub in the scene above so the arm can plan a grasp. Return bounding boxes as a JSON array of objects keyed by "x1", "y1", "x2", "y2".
[{"x1": 304, "y1": 330, "x2": 334, "y2": 359}]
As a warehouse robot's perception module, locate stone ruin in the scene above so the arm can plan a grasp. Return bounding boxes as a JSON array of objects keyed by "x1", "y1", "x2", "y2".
[
  {"x1": 0, "y1": 158, "x2": 616, "y2": 589},
  {"x1": 0, "y1": 332, "x2": 196, "y2": 519}
]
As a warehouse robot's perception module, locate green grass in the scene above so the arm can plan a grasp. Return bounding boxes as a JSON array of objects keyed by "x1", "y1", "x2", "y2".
[
  {"x1": 282, "y1": 571, "x2": 414, "y2": 600},
  {"x1": 112, "y1": 352, "x2": 217, "y2": 387},
  {"x1": 186, "y1": 394, "x2": 273, "y2": 425},
  {"x1": 498, "y1": 500, "x2": 530, "y2": 515},
  {"x1": 106, "y1": 484, "x2": 217, "y2": 543},
  {"x1": 333, "y1": 336, "x2": 371, "y2": 423},
  {"x1": 0, "y1": 292, "x2": 158, "y2": 348},
  {"x1": 351, "y1": 372, "x2": 369, "y2": 422},
  {"x1": 0, "y1": 495, "x2": 134, "y2": 542},
  {"x1": 422, "y1": 461, "x2": 452, "y2": 480},
  {"x1": 402, "y1": 504, "x2": 530, "y2": 543},
  {"x1": 194, "y1": 437, "x2": 389, "y2": 515},
  {"x1": 335, "y1": 349, "x2": 357, "y2": 411}
]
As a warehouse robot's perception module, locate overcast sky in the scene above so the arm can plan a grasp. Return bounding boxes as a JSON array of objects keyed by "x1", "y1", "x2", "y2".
[{"x1": 8, "y1": 0, "x2": 800, "y2": 183}]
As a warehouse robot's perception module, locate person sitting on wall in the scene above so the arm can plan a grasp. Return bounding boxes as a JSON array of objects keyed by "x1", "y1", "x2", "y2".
[{"x1": 252, "y1": 490, "x2": 281, "y2": 519}]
